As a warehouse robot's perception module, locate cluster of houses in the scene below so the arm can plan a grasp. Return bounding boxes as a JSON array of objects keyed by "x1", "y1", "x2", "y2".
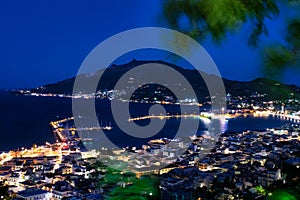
[
  {"x1": 0, "y1": 119, "x2": 299, "y2": 199},
  {"x1": 159, "y1": 127, "x2": 300, "y2": 199},
  {"x1": 0, "y1": 143, "x2": 102, "y2": 200}
]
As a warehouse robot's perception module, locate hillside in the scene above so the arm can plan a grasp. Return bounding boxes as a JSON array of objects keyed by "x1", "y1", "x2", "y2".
[{"x1": 29, "y1": 60, "x2": 300, "y2": 101}]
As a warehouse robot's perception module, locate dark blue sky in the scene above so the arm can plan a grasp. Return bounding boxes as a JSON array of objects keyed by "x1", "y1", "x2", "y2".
[{"x1": 0, "y1": 0, "x2": 299, "y2": 88}]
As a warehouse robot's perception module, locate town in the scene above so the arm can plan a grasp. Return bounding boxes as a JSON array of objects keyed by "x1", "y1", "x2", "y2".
[
  {"x1": 0, "y1": 108, "x2": 299, "y2": 199},
  {"x1": 3, "y1": 81, "x2": 300, "y2": 200}
]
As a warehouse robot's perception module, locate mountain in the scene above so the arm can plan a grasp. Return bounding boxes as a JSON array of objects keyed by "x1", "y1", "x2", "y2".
[{"x1": 29, "y1": 59, "x2": 300, "y2": 101}]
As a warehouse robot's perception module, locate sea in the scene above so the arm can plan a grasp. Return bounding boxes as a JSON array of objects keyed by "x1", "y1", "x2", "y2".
[{"x1": 0, "y1": 90, "x2": 291, "y2": 151}]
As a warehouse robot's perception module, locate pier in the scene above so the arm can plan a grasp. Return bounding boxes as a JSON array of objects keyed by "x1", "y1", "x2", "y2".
[
  {"x1": 49, "y1": 117, "x2": 112, "y2": 142},
  {"x1": 128, "y1": 113, "x2": 233, "y2": 122},
  {"x1": 271, "y1": 113, "x2": 300, "y2": 123}
]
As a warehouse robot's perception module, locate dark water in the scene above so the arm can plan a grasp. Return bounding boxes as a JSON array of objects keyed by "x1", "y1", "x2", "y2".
[
  {"x1": 0, "y1": 91, "x2": 72, "y2": 151},
  {"x1": 227, "y1": 115, "x2": 288, "y2": 132},
  {"x1": 0, "y1": 90, "x2": 290, "y2": 151}
]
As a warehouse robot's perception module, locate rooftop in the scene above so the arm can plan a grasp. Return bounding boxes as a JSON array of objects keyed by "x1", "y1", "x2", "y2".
[{"x1": 17, "y1": 188, "x2": 48, "y2": 197}]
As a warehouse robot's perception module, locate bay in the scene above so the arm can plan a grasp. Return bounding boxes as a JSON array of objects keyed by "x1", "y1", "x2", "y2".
[{"x1": 0, "y1": 90, "x2": 291, "y2": 151}]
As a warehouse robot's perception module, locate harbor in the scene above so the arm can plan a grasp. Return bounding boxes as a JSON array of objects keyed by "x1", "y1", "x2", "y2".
[{"x1": 49, "y1": 117, "x2": 113, "y2": 143}]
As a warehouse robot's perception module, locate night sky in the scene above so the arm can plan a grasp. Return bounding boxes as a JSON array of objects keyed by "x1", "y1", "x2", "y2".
[{"x1": 0, "y1": 0, "x2": 299, "y2": 89}]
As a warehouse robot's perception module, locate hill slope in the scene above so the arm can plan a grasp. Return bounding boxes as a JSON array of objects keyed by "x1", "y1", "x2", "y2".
[{"x1": 29, "y1": 60, "x2": 300, "y2": 101}]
